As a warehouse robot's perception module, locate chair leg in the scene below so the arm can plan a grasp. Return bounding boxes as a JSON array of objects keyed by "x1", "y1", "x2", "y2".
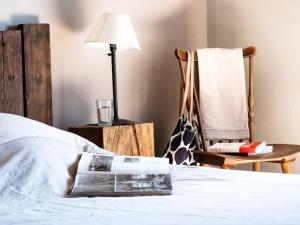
[
  {"x1": 281, "y1": 162, "x2": 291, "y2": 174},
  {"x1": 200, "y1": 163, "x2": 210, "y2": 167},
  {"x1": 252, "y1": 162, "x2": 261, "y2": 172},
  {"x1": 222, "y1": 164, "x2": 232, "y2": 170}
]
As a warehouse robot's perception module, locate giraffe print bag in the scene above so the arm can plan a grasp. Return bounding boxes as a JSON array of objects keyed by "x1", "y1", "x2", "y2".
[{"x1": 163, "y1": 51, "x2": 201, "y2": 166}]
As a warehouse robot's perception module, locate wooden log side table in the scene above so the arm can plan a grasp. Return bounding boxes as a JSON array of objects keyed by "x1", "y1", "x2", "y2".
[{"x1": 68, "y1": 122, "x2": 155, "y2": 157}]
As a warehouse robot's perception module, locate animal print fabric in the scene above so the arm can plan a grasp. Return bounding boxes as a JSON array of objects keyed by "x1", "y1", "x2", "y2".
[{"x1": 163, "y1": 115, "x2": 197, "y2": 166}]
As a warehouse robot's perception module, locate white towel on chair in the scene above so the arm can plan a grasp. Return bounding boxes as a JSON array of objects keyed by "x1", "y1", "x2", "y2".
[{"x1": 196, "y1": 48, "x2": 250, "y2": 140}]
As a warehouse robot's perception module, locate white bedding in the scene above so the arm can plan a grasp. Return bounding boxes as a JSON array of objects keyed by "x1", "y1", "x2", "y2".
[
  {"x1": 1, "y1": 113, "x2": 300, "y2": 225},
  {"x1": 1, "y1": 166, "x2": 300, "y2": 225}
]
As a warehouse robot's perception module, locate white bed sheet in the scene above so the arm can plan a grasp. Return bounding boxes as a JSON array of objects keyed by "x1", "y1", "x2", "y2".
[
  {"x1": 0, "y1": 114, "x2": 299, "y2": 225},
  {"x1": 1, "y1": 165, "x2": 300, "y2": 225}
]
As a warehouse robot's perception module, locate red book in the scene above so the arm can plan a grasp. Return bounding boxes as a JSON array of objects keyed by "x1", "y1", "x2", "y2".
[{"x1": 239, "y1": 141, "x2": 266, "y2": 153}]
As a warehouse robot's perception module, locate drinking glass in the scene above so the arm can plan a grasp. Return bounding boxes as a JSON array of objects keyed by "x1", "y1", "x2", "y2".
[{"x1": 96, "y1": 99, "x2": 113, "y2": 126}]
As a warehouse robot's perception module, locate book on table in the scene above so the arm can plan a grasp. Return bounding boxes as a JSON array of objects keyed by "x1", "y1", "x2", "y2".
[
  {"x1": 68, "y1": 153, "x2": 172, "y2": 197},
  {"x1": 207, "y1": 141, "x2": 273, "y2": 155}
]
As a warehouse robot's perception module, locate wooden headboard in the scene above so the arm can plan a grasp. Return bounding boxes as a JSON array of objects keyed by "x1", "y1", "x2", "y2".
[{"x1": 0, "y1": 24, "x2": 52, "y2": 125}]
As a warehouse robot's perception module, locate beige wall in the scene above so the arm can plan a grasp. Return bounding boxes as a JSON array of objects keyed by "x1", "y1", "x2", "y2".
[
  {"x1": 207, "y1": 0, "x2": 300, "y2": 173},
  {"x1": 3, "y1": 0, "x2": 298, "y2": 172},
  {"x1": 0, "y1": 0, "x2": 207, "y2": 156}
]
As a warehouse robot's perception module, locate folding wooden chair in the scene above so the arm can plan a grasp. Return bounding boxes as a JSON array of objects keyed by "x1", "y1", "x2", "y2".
[{"x1": 175, "y1": 46, "x2": 300, "y2": 173}]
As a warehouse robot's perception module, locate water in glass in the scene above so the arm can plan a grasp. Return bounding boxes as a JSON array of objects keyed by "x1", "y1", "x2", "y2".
[{"x1": 96, "y1": 99, "x2": 113, "y2": 126}]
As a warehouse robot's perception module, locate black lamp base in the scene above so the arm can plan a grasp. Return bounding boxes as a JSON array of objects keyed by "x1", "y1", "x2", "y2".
[
  {"x1": 112, "y1": 119, "x2": 136, "y2": 126},
  {"x1": 88, "y1": 119, "x2": 136, "y2": 127}
]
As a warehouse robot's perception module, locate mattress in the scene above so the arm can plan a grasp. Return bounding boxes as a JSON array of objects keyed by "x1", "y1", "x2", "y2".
[{"x1": 1, "y1": 165, "x2": 300, "y2": 225}]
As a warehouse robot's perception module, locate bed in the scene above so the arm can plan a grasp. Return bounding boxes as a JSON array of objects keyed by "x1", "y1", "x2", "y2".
[
  {"x1": 1, "y1": 24, "x2": 300, "y2": 225},
  {"x1": 0, "y1": 118, "x2": 300, "y2": 225}
]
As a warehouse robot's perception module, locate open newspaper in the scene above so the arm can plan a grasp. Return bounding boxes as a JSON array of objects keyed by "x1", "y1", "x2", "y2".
[{"x1": 69, "y1": 153, "x2": 172, "y2": 197}]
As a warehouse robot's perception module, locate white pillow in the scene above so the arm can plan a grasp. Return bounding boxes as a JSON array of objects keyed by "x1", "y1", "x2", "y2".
[
  {"x1": 0, "y1": 113, "x2": 111, "y2": 155},
  {"x1": 0, "y1": 137, "x2": 81, "y2": 196},
  {"x1": 0, "y1": 113, "x2": 113, "y2": 196}
]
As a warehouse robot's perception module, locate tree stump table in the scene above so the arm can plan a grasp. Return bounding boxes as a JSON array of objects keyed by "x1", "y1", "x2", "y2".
[{"x1": 68, "y1": 122, "x2": 155, "y2": 157}]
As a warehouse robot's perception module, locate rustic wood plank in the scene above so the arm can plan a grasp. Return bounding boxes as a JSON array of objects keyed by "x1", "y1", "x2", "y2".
[
  {"x1": 18, "y1": 24, "x2": 52, "y2": 125},
  {"x1": 0, "y1": 30, "x2": 24, "y2": 115}
]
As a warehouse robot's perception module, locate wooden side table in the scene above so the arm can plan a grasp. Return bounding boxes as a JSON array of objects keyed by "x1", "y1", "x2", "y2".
[{"x1": 68, "y1": 122, "x2": 155, "y2": 157}]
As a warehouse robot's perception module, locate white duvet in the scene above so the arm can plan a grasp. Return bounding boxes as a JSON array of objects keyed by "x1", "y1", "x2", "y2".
[{"x1": 1, "y1": 113, "x2": 300, "y2": 225}]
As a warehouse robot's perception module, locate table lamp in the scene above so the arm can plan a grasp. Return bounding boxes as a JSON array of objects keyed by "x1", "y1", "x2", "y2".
[{"x1": 85, "y1": 13, "x2": 140, "y2": 125}]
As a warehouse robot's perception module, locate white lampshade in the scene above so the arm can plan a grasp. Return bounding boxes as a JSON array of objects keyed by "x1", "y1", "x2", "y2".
[{"x1": 85, "y1": 13, "x2": 141, "y2": 51}]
